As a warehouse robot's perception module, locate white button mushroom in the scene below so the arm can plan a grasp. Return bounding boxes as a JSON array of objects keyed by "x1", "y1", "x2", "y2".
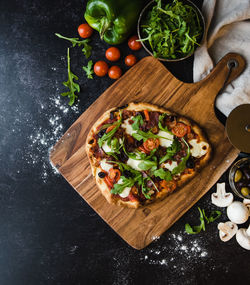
[
  {"x1": 236, "y1": 225, "x2": 250, "y2": 250},
  {"x1": 227, "y1": 201, "x2": 249, "y2": 224},
  {"x1": 218, "y1": 221, "x2": 238, "y2": 242},
  {"x1": 211, "y1": 183, "x2": 234, "y2": 207},
  {"x1": 243, "y1": 198, "x2": 250, "y2": 210}
]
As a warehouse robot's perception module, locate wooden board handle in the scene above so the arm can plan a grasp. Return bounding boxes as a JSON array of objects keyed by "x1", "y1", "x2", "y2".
[{"x1": 193, "y1": 53, "x2": 246, "y2": 104}]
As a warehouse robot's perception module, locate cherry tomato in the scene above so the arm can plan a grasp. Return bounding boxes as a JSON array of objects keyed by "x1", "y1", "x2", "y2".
[
  {"x1": 105, "y1": 47, "x2": 121, "y2": 62},
  {"x1": 106, "y1": 125, "x2": 116, "y2": 133},
  {"x1": 171, "y1": 122, "x2": 188, "y2": 137},
  {"x1": 94, "y1": 61, "x2": 109, "y2": 77},
  {"x1": 128, "y1": 35, "x2": 142, "y2": 51},
  {"x1": 159, "y1": 180, "x2": 177, "y2": 193},
  {"x1": 108, "y1": 168, "x2": 121, "y2": 183},
  {"x1": 104, "y1": 176, "x2": 113, "y2": 189},
  {"x1": 143, "y1": 138, "x2": 160, "y2": 152},
  {"x1": 138, "y1": 145, "x2": 150, "y2": 154},
  {"x1": 78, "y1": 23, "x2": 93, "y2": 38},
  {"x1": 108, "y1": 66, "x2": 122, "y2": 79},
  {"x1": 125, "y1": 54, "x2": 137, "y2": 66}
]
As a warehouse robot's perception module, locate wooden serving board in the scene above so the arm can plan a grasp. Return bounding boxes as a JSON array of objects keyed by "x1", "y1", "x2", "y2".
[{"x1": 50, "y1": 53, "x2": 245, "y2": 250}]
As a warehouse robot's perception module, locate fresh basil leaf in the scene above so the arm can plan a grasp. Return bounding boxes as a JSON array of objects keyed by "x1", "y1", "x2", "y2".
[
  {"x1": 153, "y1": 168, "x2": 172, "y2": 181},
  {"x1": 171, "y1": 138, "x2": 190, "y2": 175},
  {"x1": 132, "y1": 114, "x2": 144, "y2": 131},
  {"x1": 132, "y1": 130, "x2": 173, "y2": 142}
]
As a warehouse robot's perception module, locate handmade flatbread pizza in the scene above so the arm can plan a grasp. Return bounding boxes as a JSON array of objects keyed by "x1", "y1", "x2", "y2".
[{"x1": 86, "y1": 102, "x2": 211, "y2": 208}]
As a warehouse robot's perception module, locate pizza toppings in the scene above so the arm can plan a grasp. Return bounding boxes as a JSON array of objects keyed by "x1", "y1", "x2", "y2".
[{"x1": 87, "y1": 103, "x2": 211, "y2": 206}]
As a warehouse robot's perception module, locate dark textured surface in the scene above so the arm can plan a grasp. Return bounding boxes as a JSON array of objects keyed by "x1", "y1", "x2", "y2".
[{"x1": 0, "y1": 0, "x2": 249, "y2": 284}]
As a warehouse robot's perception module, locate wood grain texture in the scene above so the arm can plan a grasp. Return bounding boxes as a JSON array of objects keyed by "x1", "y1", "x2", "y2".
[{"x1": 50, "y1": 53, "x2": 245, "y2": 249}]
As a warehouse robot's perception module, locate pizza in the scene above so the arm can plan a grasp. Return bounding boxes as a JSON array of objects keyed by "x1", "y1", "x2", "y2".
[{"x1": 86, "y1": 102, "x2": 211, "y2": 208}]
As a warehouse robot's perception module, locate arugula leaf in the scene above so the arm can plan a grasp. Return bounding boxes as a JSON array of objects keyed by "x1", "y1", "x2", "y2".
[
  {"x1": 185, "y1": 207, "x2": 205, "y2": 234},
  {"x1": 185, "y1": 207, "x2": 221, "y2": 234},
  {"x1": 111, "y1": 176, "x2": 134, "y2": 195},
  {"x1": 132, "y1": 129, "x2": 173, "y2": 142},
  {"x1": 158, "y1": 113, "x2": 172, "y2": 134},
  {"x1": 83, "y1": 60, "x2": 94, "y2": 79},
  {"x1": 55, "y1": 33, "x2": 92, "y2": 58},
  {"x1": 138, "y1": 160, "x2": 157, "y2": 171},
  {"x1": 139, "y1": 0, "x2": 203, "y2": 59},
  {"x1": 153, "y1": 168, "x2": 172, "y2": 181},
  {"x1": 159, "y1": 139, "x2": 181, "y2": 164},
  {"x1": 132, "y1": 114, "x2": 144, "y2": 130},
  {"x1": 61, "y1": 48, "x2": 80, "y2": 106},
  {"x1": 98, "y1": 112, "x2": 122, "y2": 147},
  {"x1": 171, "y1": 138, "x2": 190, "y2": 175},
  {"x1": 108, "y1": 161, "x2": 154, "y2": 199},
  {"x1": 203, "y1": 210, "x2": 221, "y2": 224}
]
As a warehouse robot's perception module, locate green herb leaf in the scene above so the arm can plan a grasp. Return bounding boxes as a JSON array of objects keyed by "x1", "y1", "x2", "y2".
[
  {"x1": 132, "y1": 129, "x2": 173, "y2": 142},
  {"x1": 61, "y1": 48, "x2": 80, "y2": 106},
  {"x1": 98, "y1": 112, "x2": 122, "y2": 147},
  {"x1": 153, "y1": 168, "x2": 172, "y2": 181},
  {"x1": 132, "y1": 114, "x2": 144, "y2": 130},
  {"x1": 158, "y1": 113, "x2": 172, "y2": 134},
  {"x1": 171, "y1": 138, "x2": 190, "y2": 175},
  {"x1": 159, "y1": 139, "x2": 181, "y2": 164},
  {"x1": 185, "y1": 207, "x2": 221, "y2": 235},
  {"x1": 138, "y1": 160, "x2": 158, "y2": 171},
  {"x1": 55, "y1": 33, "x2": 92, "y2": 58},
  {"x1": 83, "y1": 60, "x2": 94, "y2": 79},
  {"x1": 185, "y1": 207, "x2": 205, "y2": 234},
  {"x1": 139, "y1": 0, "x2": 203, "y2": 59},
  {"x1": 111, "y1": 176, "x2": 134, "y2": 195}
]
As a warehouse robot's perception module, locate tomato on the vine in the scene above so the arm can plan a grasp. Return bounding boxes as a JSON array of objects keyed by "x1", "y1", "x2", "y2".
[
  {"x1": 78, "y1": 23, "x2": 93, "y2": 38},
  {"x1": 105, "y1": 47, "x2": 121, "y2": 62},
  {"x1": 94, "y1": 61, "x2": 109, "y2": 77},
  {"x1": 128, "y1": 35, "x2": 142, "y2": 51},
  {"x1": 108, "y1": 66, "x2": 122, "y2": 79},
  {"x1": 125, "y1": 54, "x2": 137, "y2": 66}
]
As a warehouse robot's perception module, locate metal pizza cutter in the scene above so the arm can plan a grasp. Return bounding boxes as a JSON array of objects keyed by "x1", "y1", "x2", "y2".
[{"x1": 226, "y1": 104, "x2": 250, "y2": 153}]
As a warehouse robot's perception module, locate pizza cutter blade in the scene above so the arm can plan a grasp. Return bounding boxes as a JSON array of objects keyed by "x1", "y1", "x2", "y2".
[{"x1": 225, "y1": 104, "x2": 250, "y2": 153}]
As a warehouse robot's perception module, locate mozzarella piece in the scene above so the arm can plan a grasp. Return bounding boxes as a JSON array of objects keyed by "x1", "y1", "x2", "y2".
[
  {"x1": 119, "y1": 187, "x2": 132, "y2": 198},
  {"x1": 116, "y1": 178, "x2": 131, "y2": 198},
  {"x1": 189, "y1": 139, "x2": 209, "y2": 158},
  {"x1": 127, "y1": 157, "x2": 143, "y2": 171},
  {"x1": 100, "y1": 159, "x2": 113, "y2": 172},
  {"x1": 121, "y1": 118, "x2": 136, "y2": 136},
  {"x1": 157, "y1": 130, "x2": 173, "y2": 148},
  {"x1": 162, "y1": 161, "x2": 178, "y2": 171},
  {"x1": 102, "y1": 141, "x2": 112, "y2": 153}
]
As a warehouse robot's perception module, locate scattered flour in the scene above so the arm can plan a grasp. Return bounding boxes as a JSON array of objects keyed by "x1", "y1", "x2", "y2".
[
  {"x1": 142, "y1": 232, "x2": 209, "y2": 268},
  {"x1": 24, "y1": 95, "x2": 81, "y2": 182}
]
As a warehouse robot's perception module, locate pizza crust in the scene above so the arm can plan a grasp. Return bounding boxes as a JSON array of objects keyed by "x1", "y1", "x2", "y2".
[{"x1": 86, "y1": 102, "x2": 211, "y2": 208}]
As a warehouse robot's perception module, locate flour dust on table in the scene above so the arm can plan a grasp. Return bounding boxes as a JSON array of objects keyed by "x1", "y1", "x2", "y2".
[{"x1": 24, "y1": 95, "x2": 81, "y2": 183}]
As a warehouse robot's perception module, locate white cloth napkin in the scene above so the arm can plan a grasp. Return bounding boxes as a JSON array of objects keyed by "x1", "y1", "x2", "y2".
[{"x1": 193, "y1": 0, "x2": 250, "y2": 116}]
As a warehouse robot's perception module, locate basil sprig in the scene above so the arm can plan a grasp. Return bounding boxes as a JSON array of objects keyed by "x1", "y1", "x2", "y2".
[
  {"x1": 185, "y1": 207, "x2": 221, "y2": 234},
  {"x1": 98, "y1": 112, "x2": 122, "y2": 147}
]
